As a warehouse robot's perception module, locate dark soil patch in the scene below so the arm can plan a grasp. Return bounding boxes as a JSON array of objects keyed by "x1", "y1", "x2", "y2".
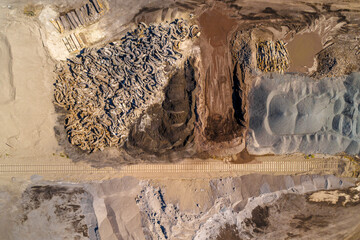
[
  {"x1": 216, "y1": 224, "x2": 242, "y2": 240},
  {"x1": 125, "y1": 57, "x2": 196, "y2": 156},
  {"x1": 244, "y1": 206, "x2": 270, "y2": 233}
]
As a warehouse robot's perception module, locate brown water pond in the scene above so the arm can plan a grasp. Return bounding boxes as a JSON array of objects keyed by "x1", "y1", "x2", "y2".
[{"x1": 286, "y1": 32, "x2": 323, "y2": 73}]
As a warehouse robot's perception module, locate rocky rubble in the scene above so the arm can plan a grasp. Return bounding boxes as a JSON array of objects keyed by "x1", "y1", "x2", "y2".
[
  {"x1": 1, "y1": 175, "x2": 359, "y2": 240},
  {"x1": 134, "y1": 175, "x2": 357, "y2": 239},
  {"x1": 51, "y1": 0, "x2": 105, "y2": 33},
  {"x1": 54, "y1": 19, "x2": 199, "y2": 152},
  {"x1": 256, "y1": 40, "x2": 289, "y2": 73}
]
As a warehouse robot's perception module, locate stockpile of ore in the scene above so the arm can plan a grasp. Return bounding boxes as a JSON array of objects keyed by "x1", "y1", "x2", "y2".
[
  {"x1": 54, "y1": 19, "x2": 199, "y2": 152},
  {"x1": 256, "y1": 40, "x2": 289, "y2": 73}
]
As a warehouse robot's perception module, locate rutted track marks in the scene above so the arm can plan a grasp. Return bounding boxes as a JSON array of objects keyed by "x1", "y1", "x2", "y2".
[{"x1": 0, "y1": 160, "x2": 341, "y2": 176}]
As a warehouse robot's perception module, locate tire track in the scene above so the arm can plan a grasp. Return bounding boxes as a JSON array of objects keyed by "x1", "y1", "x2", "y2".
[{"x1": 0, "y1": 159, "x2": 340, "y2": 175}]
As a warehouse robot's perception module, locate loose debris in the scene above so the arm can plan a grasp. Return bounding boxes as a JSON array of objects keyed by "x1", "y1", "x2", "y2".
[
  {"x1": 256, "y1": 40, "x2": 289, "y2": 73},
  {"x1": 62, "y1": 33, "x2": 85, "y2": 53},
  {"x1": 54, "y1": 20, "x2": 199, "y2": 152},
  {"x1": 51, "y1": 0, "x2": 105, "y2": 33},
  {"x1": 23, "y1": 4, "x2": 43, "y2": 17},
  {"x1": 308, "y1": 183, "x2": 360, "y2": 206}
]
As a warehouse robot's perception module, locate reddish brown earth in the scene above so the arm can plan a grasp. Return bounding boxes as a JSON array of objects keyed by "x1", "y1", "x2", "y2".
[
  {"x1": 199, "y1": 8, "x2": 240, "y2": 143},
  {"x1": 193, "y1": 5, "x2": 251, "y2": 157}
]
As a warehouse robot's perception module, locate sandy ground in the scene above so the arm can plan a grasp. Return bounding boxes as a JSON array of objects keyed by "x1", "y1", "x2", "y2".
[
  {"x1": 0, "y1": 0, "x2": 358, "y2": 184},
  {"x1": 0, "y1": 4, "x2": 60, "y2": 161},
  {"x1": 0, "y1": 155, "x2": 354, "y2": 183},
  {"x1": 1, "y1": 174, "x2": 357, "y2": 240}
]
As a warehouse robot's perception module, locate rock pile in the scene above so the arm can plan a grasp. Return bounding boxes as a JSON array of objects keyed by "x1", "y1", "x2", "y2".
[
  {"x1": 54, "y1": 19, "x2": 199, "y2": 152},
  {"x1": 256, "y1": 40, "x2": 289, "y2": 73},
  {"x1": 51, "y1": 0, "x2": 105, "y2": 33}
]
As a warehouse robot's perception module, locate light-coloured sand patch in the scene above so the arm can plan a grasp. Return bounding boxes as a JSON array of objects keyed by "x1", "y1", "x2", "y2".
[
  {"x1": 0, "y1": 33, "x2": 15, "y2": 104},
  {"x1": 308, "y1": 186, "x2": 360, "y2": 206},
  {"x1": 151, "y1": 179, "x2": 213, "y2": 213},
  {"x1": 0, "y1": 19, "x2": 59, "y2": 158}
]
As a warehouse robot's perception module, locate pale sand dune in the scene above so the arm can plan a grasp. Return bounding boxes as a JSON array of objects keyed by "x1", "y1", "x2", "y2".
[
  {"x1": 248, "y1": 72, "x2": 360, "y2": 155},
  {"x1": 89, "y1": 177, "x2": 145, "y2": 240},
  {"x1": 0, "y1": 12, "x2": 59, "y2": 158}
]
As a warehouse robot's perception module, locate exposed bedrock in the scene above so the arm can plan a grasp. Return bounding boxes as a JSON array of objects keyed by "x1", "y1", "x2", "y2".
[{"x1": 248, "y1": 72, "x2": 360, "y2": 155}]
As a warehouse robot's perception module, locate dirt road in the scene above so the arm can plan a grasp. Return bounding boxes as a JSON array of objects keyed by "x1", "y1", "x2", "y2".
[{"x1": 0, "y1": 155, "x2": 351, "y2": 182}]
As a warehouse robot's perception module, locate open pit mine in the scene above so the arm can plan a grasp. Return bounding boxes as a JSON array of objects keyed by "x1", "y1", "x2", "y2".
[{"x1": 0, "y1": 0, "x2": 360, "y2": 239}]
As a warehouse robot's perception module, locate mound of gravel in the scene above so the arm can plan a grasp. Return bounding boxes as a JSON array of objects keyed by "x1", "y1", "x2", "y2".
[{"x1": 248, "y1": 72, "x2": 360, "y2": 155}]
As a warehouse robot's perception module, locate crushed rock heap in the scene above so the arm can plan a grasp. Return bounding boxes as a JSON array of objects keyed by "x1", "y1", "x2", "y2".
[{"x1": 54, "y1": 19, "x2": 199, "y2": 152}]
